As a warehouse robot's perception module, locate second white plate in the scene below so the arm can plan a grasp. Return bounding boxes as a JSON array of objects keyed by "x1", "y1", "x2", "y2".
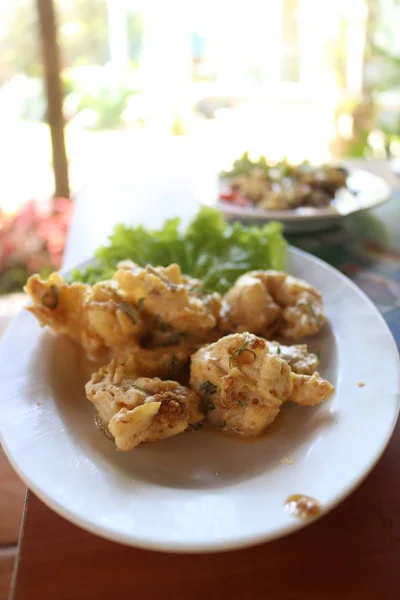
[{"x1": 215, "y1": 169, "x2": 390, "y2": 232}]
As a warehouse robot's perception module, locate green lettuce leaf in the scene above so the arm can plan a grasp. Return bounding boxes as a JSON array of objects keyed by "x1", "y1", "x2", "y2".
[{"x1": 70, "y1": 207, "x2": 286, "y2": 294}]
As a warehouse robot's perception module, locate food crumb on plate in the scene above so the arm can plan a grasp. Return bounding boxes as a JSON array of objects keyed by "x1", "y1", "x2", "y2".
[
  {"x1": 284, "y1": 494, "x2": 321, "y2": 519},
  {"x1": 280, "y1": 456, "x2": 294, "y2": 465},
  {"x1": 357, "y1": 381, "x2": 366, "y2": 388},
  {"x1": 36, "y1": 401, "x2": 43, "y2": 406}
]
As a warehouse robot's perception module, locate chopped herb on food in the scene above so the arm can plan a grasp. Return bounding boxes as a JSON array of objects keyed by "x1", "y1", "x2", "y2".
[
  {"x1": 169, "y1": 354, "x2": 182, "y2": 376},
  {"x1": 188, "y1": 284, "x2": 212, "y2": 299},
  {"x1": 132, "y1": 384, "x2": 151, "y2": 395},
  {"x1": 229, "y1": 336, "x2": 257, "y2": 368},
  {"x1": 161, "y1": 332, "x2": 186, "y2": 347},
  {"x1": 199, "y1": 380, "x2": 217, "y2": 396},
  {"x1": 155, "y1": 315, "x2": 173, "y2": 332},
  {"x1": 315, "y1": 349, "x2": 321, "y2": 361},
  {"x1": 41, "y1": 285, "x2": 59, "y2": 310},
  {"x1": 237, "y1": 400, "x2": 245, "y2": 407},
  {"x1": 307, "y1": 301, "x2": 316, "y2": 319},
  {"x1": 152, "y1": 331, "x2": 187, "y2": 348},
  {"x1": 118, "y1": 302, "x2": 139, "y2": 324}
]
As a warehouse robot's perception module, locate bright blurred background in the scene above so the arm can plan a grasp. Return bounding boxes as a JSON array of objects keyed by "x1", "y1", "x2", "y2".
[{"x1": 1, "y1": 0, "x2": 400, "y2": 293}]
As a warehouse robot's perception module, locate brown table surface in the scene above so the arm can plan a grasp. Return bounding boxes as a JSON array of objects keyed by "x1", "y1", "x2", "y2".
[
  {"x1": 10, "y1": 161, "x2": 400, "y2": 599},
  {"x1": 12, "y1": 421, "x2": 400, "y2": 600}
]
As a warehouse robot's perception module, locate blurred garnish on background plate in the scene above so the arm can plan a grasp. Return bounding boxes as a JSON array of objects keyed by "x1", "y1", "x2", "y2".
[{"x1": 219, "y1": 152, "x2": 348, "y2": 212}]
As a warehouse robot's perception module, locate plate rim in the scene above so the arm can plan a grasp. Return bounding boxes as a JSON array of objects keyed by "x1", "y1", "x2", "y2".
[{"x1": 0, "y1": 246, "x2": 399, "y2": 553}]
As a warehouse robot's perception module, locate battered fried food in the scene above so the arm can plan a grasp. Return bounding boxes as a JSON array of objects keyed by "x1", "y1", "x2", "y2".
[
  {"x1": 26, "y1": 261, "x2": 334, "y2": 449},
  {"x1": 288, "y1": 372, "x2": 334, "y2": 406},
  {"x1": 265, "y1": 341, "x2": 319, "y2": 374},
  {"x1": 190, "y1": 333, "x2": 334, "y2": 436},
  {"x1": 115, "y1": 263, "x2": 221, "y2": 334},
  {"x1": 111, "y1": 342, "x2": 193, "y2": 380},
  {"x1": 220, "y1": 270, "x2": 326, "y2": 339},
  {"x1": 86, "y1": 360, "x2": 203, "y2": 450},
  {"x1": 25, "y1": 273, "x2": 146, "y2": 355}
]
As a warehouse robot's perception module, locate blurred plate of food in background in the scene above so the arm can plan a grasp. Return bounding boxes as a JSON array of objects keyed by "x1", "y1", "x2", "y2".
[{"x1": 214, "y1": 153, "x2": 390, "y2": 233}]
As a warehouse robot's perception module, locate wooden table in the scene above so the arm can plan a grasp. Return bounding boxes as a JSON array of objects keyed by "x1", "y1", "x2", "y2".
[
  {"x1": 11, "y1": 161, "x2": 400, "y2": 599},
  {"x1": 11, "y1": 439, "x2": 400, "y2": 600}
]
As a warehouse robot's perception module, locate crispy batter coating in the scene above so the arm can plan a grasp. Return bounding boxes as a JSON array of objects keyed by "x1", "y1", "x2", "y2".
[
  {"x1": 25, "y1": 273, "x2": 147, "y2": 355},
  {"x1": 26, "y1": 263, "x2": 334, "y2": 446},
  {"x1": 111, "y1": 342, "x2": 193, "y2": 380},
  {"x1": 115, "y1": 263, "x2": 221, "y2": 334},
  {"x1": 288, "y1": 372, "x2": 334, "y2": 406},
  {"x1": 190, "y1": 333, "x2": 334, "y2": 436},
  {"x1": 25, "y1": 273, "x2": 103, "y2": 354},
  {"x1": 265, "y1": 341, "x2": 319, "y2": 374},
  {"x1": 86, "y1": 360, "x2": 203, "y2": 450},
  {"x1": 190, "y1": 333, "x2": 292, "y2": 436},
  {"x1": 220, "y1": 270, "x2": 326, "y2": 339}
]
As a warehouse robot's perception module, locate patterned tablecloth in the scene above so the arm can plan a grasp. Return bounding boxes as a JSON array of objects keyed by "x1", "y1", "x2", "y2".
[{"x1": 287, "y1": 194, "x2": 400, "y2": 347}]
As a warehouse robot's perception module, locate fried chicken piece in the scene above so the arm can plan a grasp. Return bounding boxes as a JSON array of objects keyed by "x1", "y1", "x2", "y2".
[
  {"x1": 114, "y1": 263, "x2": 221, "y2": 334},
  {"x1": 265, "y1": 341, "x2": 319, "y2": 374},
  {"x1": 190, "y1": 333, "x2": 334, "y2": 437},
  {"x1": 86, "y1": 360, "x2": 203, "y2": 450},
  {"x1": 25, "y1": 272, "x2": 147, "y2": 355},
  {"x1": 220, "y1": 270, "x2": 326, "y2": 339}
]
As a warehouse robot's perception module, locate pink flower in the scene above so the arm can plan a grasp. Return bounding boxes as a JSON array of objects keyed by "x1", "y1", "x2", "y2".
[
  {"x1": 0, "y1": 195, "x2": 73, "y2": 289},
  {"x1": 14, "y1": 200, "x2": 40, "y2": 230},
  {"x1": 53, "y1": 197, "x2": 73, "y2": 215}
]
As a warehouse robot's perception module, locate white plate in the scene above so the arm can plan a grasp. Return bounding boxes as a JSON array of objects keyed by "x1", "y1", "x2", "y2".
[
  {"x1": 215, "y1": 169, "x2": 390, "y2": 233},
  {"x1": 0, "y1": 248, "x2": 399, "y2": 553}
]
